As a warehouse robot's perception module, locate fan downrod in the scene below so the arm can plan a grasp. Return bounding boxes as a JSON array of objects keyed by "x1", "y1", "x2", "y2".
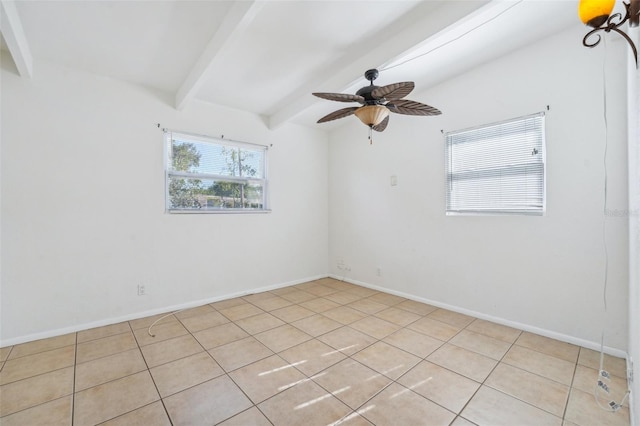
[{"x1": 364, "y1": 69, "x2": 379, "y2": 84}]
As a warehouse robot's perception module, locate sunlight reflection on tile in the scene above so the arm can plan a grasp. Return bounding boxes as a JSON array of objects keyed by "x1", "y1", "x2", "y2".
[
  {"x1": 331, "y1": 405, "x2": 376, "y2": 426},
  {"x1": 323, "y1": 346, "x2": 357, "y2": 356},
  {"x1": 391, "y1": 378, "x2": 432, "y2": 398},
  {"x1": 333, "y1": 344, "x2": 358, "y2": 354},
  {"x1": 327, "y1": 386, "x2": 352, "y2": 398},
  {"x1": 377, "y1": 364, "x2": 405, "y2": 377},
  {"x1": 277, "y1": 376, "x2": 315, "y2": 391},
  {"x1": 309, "y1": 372, "x2": 327, "y2": 381},
  {"x1": 356, "y1": 405, "x2": 376, "y2": 415},
  {"x1": 294, "y1": 392, "x2": 336, "y2": 410},
  {"x1": 365, "y1": 373, "x2": 384, "y2": 382},
  {"x1": 257, "y1": 360, "x2": 306, "y2": 376}
]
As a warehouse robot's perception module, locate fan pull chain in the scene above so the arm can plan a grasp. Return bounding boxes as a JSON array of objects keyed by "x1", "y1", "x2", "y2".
[{"x1": 369, "y1": 126, "x2": 373, "y2": 144}]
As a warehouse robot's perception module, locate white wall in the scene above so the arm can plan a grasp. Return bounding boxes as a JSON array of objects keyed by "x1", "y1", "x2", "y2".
[
  {"x1": 627, "y1": 25, "x2": 639, "y2": 426},
  {"x1": 0, "y1": 53, "x2": 329, "y2": 345},
  {"x1": 328, "y1": 26, "x2": 629, "y2": 352}
]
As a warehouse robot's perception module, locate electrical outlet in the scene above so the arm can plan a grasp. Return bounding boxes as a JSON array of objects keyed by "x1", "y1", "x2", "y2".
[
  {"x1": 376, "y1": 267, "x2": 382, "y2": 277},
  {"x1": 137, "y1": 285, "x2": 146, "y2": 296}
]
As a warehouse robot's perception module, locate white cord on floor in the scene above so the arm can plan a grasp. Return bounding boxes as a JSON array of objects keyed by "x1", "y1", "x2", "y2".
[{"x1": 147, "y1": 309, "x2": 188, "y2": 337}]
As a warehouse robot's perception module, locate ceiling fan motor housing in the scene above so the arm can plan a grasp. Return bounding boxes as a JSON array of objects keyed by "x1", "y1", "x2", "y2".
[
  {"x1": 356, "y1": 85, "x2": 384, "y2": 105},
  {"x1": 358, "y1": 69, "x2": 385, "y2": 105}
]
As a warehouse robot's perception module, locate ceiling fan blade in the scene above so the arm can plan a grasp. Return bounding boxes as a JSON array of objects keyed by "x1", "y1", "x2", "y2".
[
  {"x1": 317, "y1": 107, "x2": 359, "y2": 123},
  {"x1": 313, "y1": 92, "x2": 365, "y2": 104},
  {"x1": 371, "y1": 82, "x2": 414, "y2": 100},
  {"x1": 372, "y1": 115, "x2": 389, "y2": 132},
  {"x1": 387, "y1": 99, "x2": 442, "y2": 116}
]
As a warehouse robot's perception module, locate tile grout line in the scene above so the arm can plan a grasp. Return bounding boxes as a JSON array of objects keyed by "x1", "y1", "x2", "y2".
[
  {"x1": 189, "y1": 308, "x2": 260, "y2": 426},
  {"x1": 307, "y1": 305, "x2": 480, "y2": 423},
  {"x1": 213, "y1": 293, "x2": 389, "y2": 424},
  {"x1": 2, "y1": 342, "x2": 75, "y2": 362},
  {"x1": 370, "y1": 316, "x2": 480, "y2": 422},
  {"x1": 330, "y1": 293, "x2": 440, "y2": 418},
  {"x1": 450, "y1": 327, "x2": 524, "y2": 422},
  {"x1": 561, "y1": 347, "x2": 582, "y2": 422},
  {"x1": 222, "y1": 351, "x2": 296, "y2": 425},
  {"x1": 257, "y1": 337, "x2": 360, "y2": 422},
  {"x1": 0, "y1": 345, "x2": 15, "y2": 367},
  {"x1": 77, "y1": 321, "x2": 176, "y2": 425},
  {"x1": 509, "y1": 336, "x2": 584, "y2": 367},
  {"x1": 152, "y1": 308, "x2": 242, "y2": 425},
  {"x1": 204, "y1": 289, "x2": 417, "y2": 424},
  {"x1": 282, "y1": 307, "x2": 437, "y2": 424},
  {"x1": 127, "y1": 319, "x2": 173, "y2": 426},
  {"x1": 455, "y1": 325, "x2": 589, "y2": 423},
  {"x1": 223, "y1": 301, "x2": 349, "y2": 416},
  {"x1": 0, "y1": 338, "x2": 80, "y2": 422},
  {"x1": 177, "y1": 303, "x2": 269, "y2": 426},
  {"x1": 439, "y1": 317, "x2": 602, "y2": 423},
  {"x1": 224, "y1": 299, "x2": 342, "y2": 424}
]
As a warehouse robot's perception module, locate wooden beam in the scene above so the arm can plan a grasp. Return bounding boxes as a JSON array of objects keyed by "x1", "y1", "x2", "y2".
[
  {"x1": 0, "y1": 0, "x2": 33, "y2": 78},
  {"x1": 175, "y1": 0, "x2": 264, "y2": 110},
  {"x1": 267, "y1": 0, "x2": 492, "y2": 130}
]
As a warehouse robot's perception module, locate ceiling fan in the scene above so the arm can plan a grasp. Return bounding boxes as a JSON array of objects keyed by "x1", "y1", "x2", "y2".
[{"x1": 312, "y1": 69, "x2": 442, "y2": 140}]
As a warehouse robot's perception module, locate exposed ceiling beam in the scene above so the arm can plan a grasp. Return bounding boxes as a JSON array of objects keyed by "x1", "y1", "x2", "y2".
[
  {"x1": 0, "y1": 0, "x2": 33, "y2": 78},
  {"x1": 175, "y1": 0, "x2": 264, "y2": 110},
  {"x1": 267, "y1": 0, "x2": 492, "y2": 130}
]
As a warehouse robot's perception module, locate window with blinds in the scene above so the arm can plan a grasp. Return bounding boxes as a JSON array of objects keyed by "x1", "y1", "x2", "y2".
[
  {"x1": 445, "y1": 112, "x2": 545, "y2": 215},
  {"x1": 165, "y1": 131, "x2": 269, "y2": 213}
]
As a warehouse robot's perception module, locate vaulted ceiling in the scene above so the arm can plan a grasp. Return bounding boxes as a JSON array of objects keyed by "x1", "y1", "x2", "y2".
[{"x1": 1, "y1": 0, "x2": 579, "y2": 131}]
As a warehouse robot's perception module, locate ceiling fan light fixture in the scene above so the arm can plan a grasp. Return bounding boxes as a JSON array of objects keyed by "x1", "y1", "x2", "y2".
[{"x1": 354, "y1": 105, "x2": 389, "y2": 127}]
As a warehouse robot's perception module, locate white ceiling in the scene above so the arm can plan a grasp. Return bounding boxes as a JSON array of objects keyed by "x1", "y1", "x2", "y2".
[{"x1": 1, "y1": 0, "x2": 580, "y2": 131}]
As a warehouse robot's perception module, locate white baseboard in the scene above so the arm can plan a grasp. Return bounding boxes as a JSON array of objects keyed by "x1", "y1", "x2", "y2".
[
  {"x1": 0, "y1": 274, "x2": 327, "y2": 347},
  {"x1": 329, "y1": 274, "x2": 629, "y2": 359}
]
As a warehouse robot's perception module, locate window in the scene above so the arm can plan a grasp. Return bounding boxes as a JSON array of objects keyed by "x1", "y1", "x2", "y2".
[
  {"x1": 445, "y1": 112, "x2": 545, "y2": 215},
  {"x1": 165, "y1": 131, "x2": 268, "y2": 213}
]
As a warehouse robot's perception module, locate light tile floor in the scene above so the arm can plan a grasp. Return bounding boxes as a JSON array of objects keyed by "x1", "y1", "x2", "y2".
[{"x1": 0, "y1": 278, "x2": 631, "y2": 426}]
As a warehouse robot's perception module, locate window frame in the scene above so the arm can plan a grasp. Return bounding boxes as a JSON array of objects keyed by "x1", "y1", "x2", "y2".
[
  {"x1": 164, "y1": 130, "x2": 270, "y2": 214},
  {"x1": 444, "y1": 112, "x2": 546, "y2": 216}
]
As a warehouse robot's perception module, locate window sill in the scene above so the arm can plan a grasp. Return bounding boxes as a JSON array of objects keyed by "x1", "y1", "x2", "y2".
[
  {"x1": 446, "y1": 210, "x2": 544, "y2": 217},
  {"x1": 167, "y1": 209, "x2": 272, "y2": 215}
]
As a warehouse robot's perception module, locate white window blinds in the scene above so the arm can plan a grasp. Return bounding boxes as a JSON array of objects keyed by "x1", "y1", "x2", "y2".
[{"x1": 445, "y1": 112, "x2": 545, "y2": 215}]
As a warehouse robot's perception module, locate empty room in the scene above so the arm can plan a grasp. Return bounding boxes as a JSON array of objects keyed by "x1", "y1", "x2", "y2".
[{"x1": 1, "y1": 0, "x2": 639, "y2": 425}]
